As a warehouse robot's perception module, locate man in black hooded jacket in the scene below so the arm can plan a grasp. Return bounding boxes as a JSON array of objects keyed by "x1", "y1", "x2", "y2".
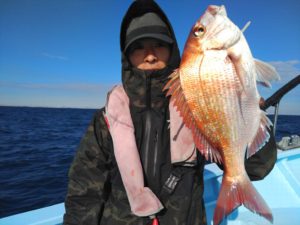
[{"x1": 63, "y1": 1, "x2": 277, "y2": 225}]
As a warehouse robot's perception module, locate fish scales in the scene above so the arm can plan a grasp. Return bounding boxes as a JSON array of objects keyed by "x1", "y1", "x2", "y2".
[{"x1": 181, "y1": 51, "x2": 241, "y2": 149}]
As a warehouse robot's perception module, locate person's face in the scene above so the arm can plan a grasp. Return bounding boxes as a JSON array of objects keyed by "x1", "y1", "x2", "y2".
[{"x1": 128, "y1": 38, "x2": 170, "y2": 70}]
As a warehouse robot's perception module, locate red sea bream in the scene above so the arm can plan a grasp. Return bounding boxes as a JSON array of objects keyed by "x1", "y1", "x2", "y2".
[{"x1": 164, "y1": 5, "x2": 280, "y2": 225}]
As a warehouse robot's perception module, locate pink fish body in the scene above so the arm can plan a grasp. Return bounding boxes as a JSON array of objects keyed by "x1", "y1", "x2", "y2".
[{"x1": 164, "y1": 5, "x2": 279, "y2": 225}]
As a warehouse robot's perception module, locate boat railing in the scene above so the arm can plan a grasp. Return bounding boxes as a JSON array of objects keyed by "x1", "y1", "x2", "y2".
[{"x1": 261, "y1": 74, "x2": 300, "y2": 150}]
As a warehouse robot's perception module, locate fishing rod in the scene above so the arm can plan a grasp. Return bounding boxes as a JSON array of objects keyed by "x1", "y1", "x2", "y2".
[
  {"x1": 262, "y1": 74, "x2": 300, "y2": 111},
  {"x1": 261, "y1": 74, "x2": 300, "y2": 136}
]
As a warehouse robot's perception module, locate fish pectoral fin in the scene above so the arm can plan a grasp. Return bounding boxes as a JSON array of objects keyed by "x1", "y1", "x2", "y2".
[
  {"x1": 164, "y1": 69, "x2": 222, "y2": 164},
  {"x1": 214, "y1": 176, "x2": 273, "y2": 225},
  {"x1": 254, "y1": 58, "x2": 280, "y2": 88},
  {"x1": 246, "y1": 111, "x2": 272, "y2": 158},
  {"x1": 164, "y1": 69, "x2": 195, "y2": 131},
  {"x1": 163, "y1": 68, "x2": 180, "y2": 92},
  {"x1": 195, "y1": 130, "x2": 223, "y2": 164}
]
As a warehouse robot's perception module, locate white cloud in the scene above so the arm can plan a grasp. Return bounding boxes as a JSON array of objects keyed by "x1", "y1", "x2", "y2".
[
  {"x1": 41, "y1": 52, "x2": 69, "y2": 61},
  {"x1": 268, "y1": 60, "x2": 300, "y2": 83}
]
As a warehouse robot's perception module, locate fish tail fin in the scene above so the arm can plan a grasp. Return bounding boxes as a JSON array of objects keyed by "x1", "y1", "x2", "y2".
[{"x1": 213, "y1": 176, "x2": 273, "y2": 225}]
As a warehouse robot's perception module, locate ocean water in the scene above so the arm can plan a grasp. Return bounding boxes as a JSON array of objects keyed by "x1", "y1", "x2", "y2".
[
  {"x1": 0, "y1": 106, "x2": 96, "y2": 218},
  {"x1": 0, "y1": 106, "x2": 299, "y2": 218}
]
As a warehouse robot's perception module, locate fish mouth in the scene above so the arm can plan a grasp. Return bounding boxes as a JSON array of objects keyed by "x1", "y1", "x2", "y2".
[{"x1": 207, "y1": 5, "x2": 227, "y2": 17}]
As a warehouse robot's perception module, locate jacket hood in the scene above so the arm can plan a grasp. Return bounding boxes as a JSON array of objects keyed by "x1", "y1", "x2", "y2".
[{"x1": 120, "y1": 0, "x2": 181, "y2": 111}]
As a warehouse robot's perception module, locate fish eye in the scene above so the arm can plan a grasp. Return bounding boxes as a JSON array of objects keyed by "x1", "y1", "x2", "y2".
[{"x1": 193, "y1": 25, "x2": 206, "y2": 37}]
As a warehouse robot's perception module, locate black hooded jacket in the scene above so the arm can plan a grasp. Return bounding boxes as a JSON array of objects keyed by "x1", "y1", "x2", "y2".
[
  {"x1": 120, "y1": 0, "x2": 182, "y2": 196},
  {"x1": 63, "y1": 1, "x2": 277, "y2": 225}
]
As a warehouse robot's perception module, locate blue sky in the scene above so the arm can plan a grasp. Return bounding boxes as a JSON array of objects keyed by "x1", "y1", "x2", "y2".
[{"x1": 0, "y1": 0, "x2": 299, "y2": 115}]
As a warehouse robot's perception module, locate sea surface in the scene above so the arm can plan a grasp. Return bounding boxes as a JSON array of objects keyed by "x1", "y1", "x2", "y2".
[{"x1": 0, "y1": 106, "x2": 299, "y2": 218}]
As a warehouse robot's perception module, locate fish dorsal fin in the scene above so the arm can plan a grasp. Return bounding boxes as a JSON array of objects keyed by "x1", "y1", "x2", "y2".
[
  {"x1": 255, "y1": 59, "x2": 280, "y2": 87},
  {"x1": 219, "y1": 5, "x2": 227, "y2": 17},
  {"x1": 164, "y1": 69, "x2": 222, "y2": 164},
  {"x1": 246, "y1": 111, "x2": 272, "y2": 158}
]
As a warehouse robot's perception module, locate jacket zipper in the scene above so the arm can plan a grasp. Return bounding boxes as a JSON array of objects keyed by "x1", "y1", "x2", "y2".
[
  {"x1": 146, "y1": 74, "x2": 151, "y2": 109},
  {"x1": 143, "y1": 73, "x2": 152, "y2": 175},
  {"x1": 152, "y1": 130, "x2": 159, "y2": 177},
  {"x1": 143, "y1": 73, "x2": 159, "y2": 184},
  {"x1": 143, "y1": 111, "x2": 152, "y2": 175}
]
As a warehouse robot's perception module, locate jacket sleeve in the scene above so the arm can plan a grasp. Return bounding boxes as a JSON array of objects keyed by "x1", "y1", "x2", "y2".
[
  {"x1": 63, "y1": 109, "x2": 112, "y2": 225},
  {"x1": 245, "y1": 128, "x2": 277, "y2": 181}
]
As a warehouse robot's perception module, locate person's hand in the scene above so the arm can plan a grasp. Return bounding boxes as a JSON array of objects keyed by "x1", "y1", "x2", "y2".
[{"x1": 259, "y1": 97, "x2": 265, "y2": 109}]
